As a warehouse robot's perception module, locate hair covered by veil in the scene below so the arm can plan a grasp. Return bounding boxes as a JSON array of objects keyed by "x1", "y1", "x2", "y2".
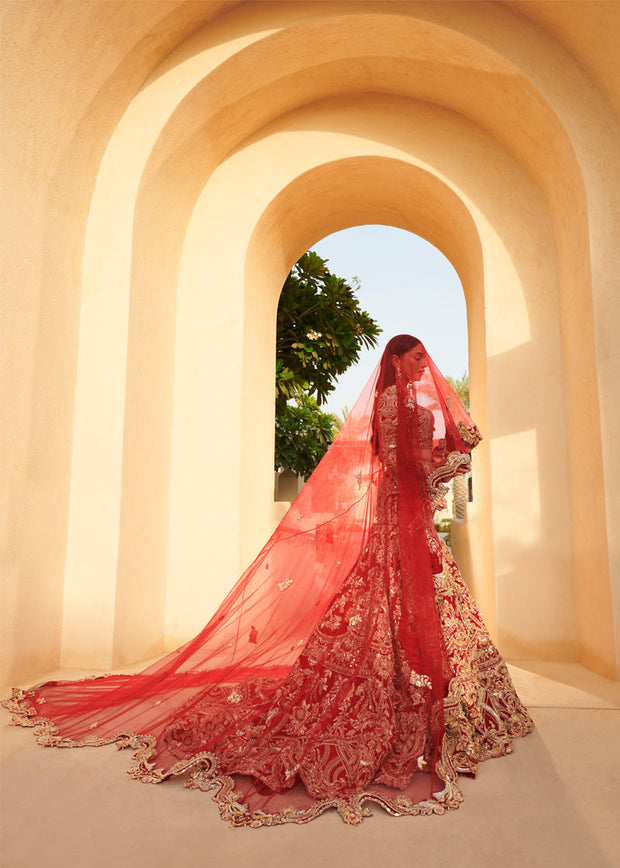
[{"x1": 5, "y1": 336, "x2": 482, "y2": 809}]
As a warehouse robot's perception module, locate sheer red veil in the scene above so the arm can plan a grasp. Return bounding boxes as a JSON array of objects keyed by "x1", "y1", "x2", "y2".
[{"x1": 6, "y1": 336, "x2": 481, "y2": 810}]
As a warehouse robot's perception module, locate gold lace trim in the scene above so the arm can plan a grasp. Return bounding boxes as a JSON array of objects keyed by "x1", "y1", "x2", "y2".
[{"x1": 4, "y1": 644, "x2": 532, "y2": 828}]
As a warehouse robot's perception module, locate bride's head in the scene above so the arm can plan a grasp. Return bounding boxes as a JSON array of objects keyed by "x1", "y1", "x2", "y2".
[{"x1": 379, "y1": 334, "x2": 426, "y2": 388}]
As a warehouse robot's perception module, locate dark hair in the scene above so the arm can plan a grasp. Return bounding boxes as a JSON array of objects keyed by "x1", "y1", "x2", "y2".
[
  {"x1": 378, "y1": 334, "x2": 421, "y2": 389},
  {"x1": 371, "y1": 335, "x2": 422, "y2": 453}
]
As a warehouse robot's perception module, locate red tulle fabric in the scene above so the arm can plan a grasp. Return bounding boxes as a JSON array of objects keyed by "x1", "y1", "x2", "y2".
[{"x1": 7, "y1": 338, "x2": 485, "y2": 817}]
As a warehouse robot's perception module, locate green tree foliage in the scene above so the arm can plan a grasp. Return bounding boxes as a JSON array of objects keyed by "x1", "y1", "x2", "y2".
[
  {"x1": 446, "y1": 371, "x2": 470, "y2": 411},
  {"x1": 275, "y1": 251, "x2": 381, "y2": 416},
  {"x1": 275, "y1": 394, "x2": 340, "y2": 478},
  {"x1": 275, "y1": 251, "x2": 381, "y2": 476}
]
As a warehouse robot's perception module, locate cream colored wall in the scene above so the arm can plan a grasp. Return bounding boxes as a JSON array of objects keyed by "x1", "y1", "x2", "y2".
[
  {"x1": 0, "y1": 0, "x2": 241, "y2": 679},
  {"x1": 2, "y1": 1, "x2": 619, "y2": 687},
  {"x1": 228, "y1": 101, "x2": 574, "y2": 657}
]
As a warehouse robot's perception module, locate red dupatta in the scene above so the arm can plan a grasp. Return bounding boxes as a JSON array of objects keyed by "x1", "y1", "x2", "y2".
[{"x1": 6, "y1": 336, "x2": 481, "y2": 794}]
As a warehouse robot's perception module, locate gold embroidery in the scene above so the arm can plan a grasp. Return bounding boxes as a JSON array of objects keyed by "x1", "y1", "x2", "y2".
[
  {"x1": 427, "y1": 452, "x2": 470, "y2": 491},
  {"x1": 409, "y1": 671, "x2": 432, "y2": 690},
  {"x1": 427, "y1": 452, "x2": 471, "y2": 515},
  {"x1": 3, "y1": 534, "x2": 533, "y2": 829},
  {"x1": 457, "y1": 422, "x2": 482, "y2": 448},
  {"x1": 1, "y1": 395, "x2": 531, "y2": 830}
]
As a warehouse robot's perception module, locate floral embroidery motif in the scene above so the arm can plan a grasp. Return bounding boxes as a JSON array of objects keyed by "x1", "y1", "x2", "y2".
[
  {"x1": 277, "y1": 577, "x2": 293, "y2": 591},
  {"x1": 410, "y1": 670, "x2": 432, "y2": 690}
]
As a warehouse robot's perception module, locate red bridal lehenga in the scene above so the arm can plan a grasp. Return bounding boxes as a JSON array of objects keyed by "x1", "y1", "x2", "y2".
[{"x1": 4, "y1": 337, "x2": 533, "y2": 827}]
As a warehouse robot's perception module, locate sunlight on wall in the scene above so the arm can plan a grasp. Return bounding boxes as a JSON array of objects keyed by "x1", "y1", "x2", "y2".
[
  {"x1": 492, "y1": 427, "x2": 577, "y2": 660},
  {"x1": 3, "y1": 1, "x2": 619, "y2": 684}
]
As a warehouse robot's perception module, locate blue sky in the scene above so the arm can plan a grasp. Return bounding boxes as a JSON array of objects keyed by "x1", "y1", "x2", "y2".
[{"x1": 310, "y1": 225, "x2": 468, "y2": 416}]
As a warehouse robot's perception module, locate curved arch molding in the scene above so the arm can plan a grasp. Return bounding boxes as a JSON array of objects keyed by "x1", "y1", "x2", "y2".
[{"x1": 2, "y1": 1, "x2": 618, "y2": 684}]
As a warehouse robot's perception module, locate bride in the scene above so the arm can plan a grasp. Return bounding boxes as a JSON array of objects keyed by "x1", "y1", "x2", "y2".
[{"x1": 4, "y1": 335, "x2": 533, "y2": 826}]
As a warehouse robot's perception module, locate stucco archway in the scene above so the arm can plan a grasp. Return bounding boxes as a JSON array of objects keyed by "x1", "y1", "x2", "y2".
[{"x1": 2, "y1": 1, "x2": 619, "y2": 686}]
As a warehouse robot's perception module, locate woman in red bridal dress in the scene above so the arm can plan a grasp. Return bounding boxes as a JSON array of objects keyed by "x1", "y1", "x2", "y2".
[{"x1": 4, "y1": 335, "x2": 533, "y2": 827}]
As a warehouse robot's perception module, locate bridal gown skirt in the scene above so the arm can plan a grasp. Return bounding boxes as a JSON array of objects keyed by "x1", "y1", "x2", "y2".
[{"x1": 5, "y1": 524, "x2": 534, "y2": 827}]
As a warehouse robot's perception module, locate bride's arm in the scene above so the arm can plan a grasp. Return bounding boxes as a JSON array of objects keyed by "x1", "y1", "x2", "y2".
[{"x1": 426, "y1": 451, "x2": 471, "y2": 514}]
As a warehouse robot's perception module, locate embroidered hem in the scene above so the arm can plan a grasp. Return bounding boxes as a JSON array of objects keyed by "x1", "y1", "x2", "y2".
[{"x1": 3, "y1": 651, "x2": 532, "y2": 828}]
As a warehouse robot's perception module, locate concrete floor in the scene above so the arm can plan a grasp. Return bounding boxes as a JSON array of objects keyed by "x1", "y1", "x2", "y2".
[{"x1": 2, "y1": 661, "x2": 619, "y2": 868}]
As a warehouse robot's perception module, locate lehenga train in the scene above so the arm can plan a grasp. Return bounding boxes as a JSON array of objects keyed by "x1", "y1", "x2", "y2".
[{"x1": 4, "y1": 340, "x2": 534, "y2": 826}]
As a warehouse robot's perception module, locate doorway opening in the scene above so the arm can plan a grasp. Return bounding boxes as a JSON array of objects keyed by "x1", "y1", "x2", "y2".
[{"x1": 274, "y1": 224, "x2": 469, "y2": 519}]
